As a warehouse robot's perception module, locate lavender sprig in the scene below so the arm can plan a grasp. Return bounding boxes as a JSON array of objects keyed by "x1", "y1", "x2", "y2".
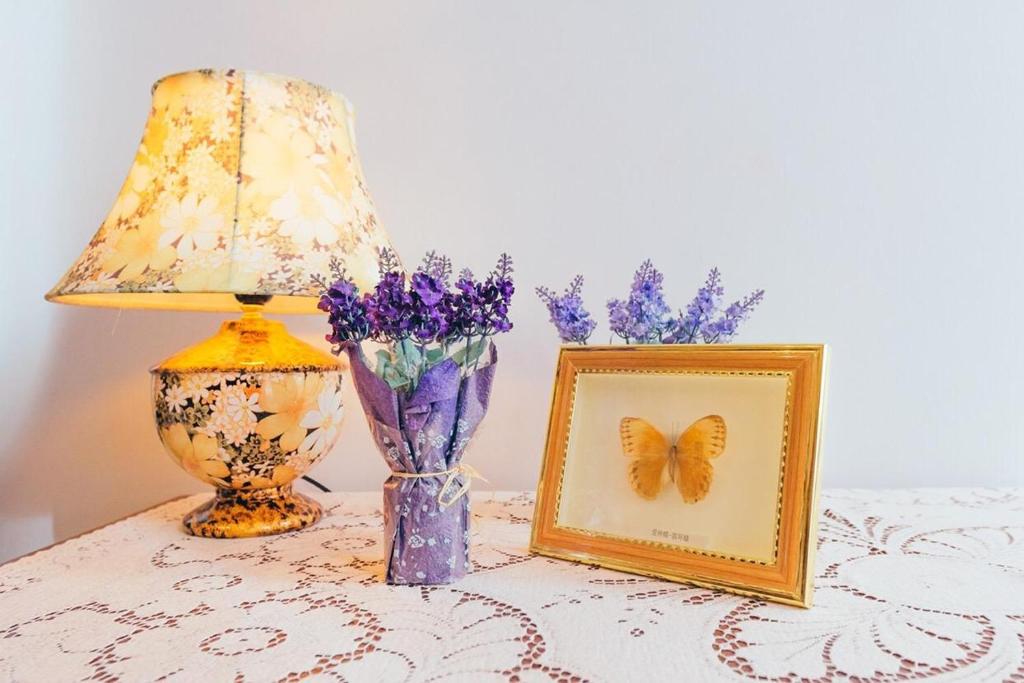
[
  {"x1": 318, "y1": 279, "x2": 372, "y2": 348},
  {"x1": 491, "y1": 253, "x2": 514, "y2": 281},
  {"x1": 607, "y1": 259, "x2": 672, "y2": 343},
  {"x1": 606, "y1": 298, "x2": 633, "y2": 342},
  {"x1": 536, "y1": 275, "x2": 598, "y2": 344},
  {"x1": 700, "y1": 289, "x2": 765, "y2": 343},
  {"x1": 365, "y1": 271, "x2": 413, "y2": 342},
  {"x1": 667, "y1": 267, "x2": 724, "y2": 343},
  {"x1": 408, "y1": 272, "x2": 449, "y2": 344},
  {"x1": 420, "y1": 250, "x2": 453, "y2": 286},
  {"x1": 482, "y1": 253, "x2": 515, "y2": 335},
  {"x1": 376, "y1": 246, "x2": 402, "y2": 278}
]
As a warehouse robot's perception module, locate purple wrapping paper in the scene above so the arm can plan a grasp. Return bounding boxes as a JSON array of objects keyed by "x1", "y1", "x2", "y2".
[{"x1": 344, "y1": 343, "x2": 496, "y2": 585}]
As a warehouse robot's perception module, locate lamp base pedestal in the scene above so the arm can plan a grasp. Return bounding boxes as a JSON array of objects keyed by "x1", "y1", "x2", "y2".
[{"x1": 183, "y1": 485, "x2": 322, "y2": 538}]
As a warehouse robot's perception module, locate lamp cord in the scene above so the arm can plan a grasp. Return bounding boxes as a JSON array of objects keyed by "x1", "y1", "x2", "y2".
[{"x1": 301, "y1": 476, "x2": 332, "y2": 493}]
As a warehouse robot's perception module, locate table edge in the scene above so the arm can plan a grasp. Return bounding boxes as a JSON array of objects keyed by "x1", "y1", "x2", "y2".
[{"x1": 0, "y1": 495, "x2": 190, "y2": 569}]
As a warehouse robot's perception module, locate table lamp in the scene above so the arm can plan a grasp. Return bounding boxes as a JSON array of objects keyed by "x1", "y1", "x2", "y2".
[{"x1": 46, "y1": 69, "x2": 395, "y2": 537}]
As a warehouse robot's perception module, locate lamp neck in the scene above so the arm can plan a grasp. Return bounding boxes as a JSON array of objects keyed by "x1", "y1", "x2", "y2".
[{"x1": 235, "y1": 294, "x2": 272, "y2": 321}]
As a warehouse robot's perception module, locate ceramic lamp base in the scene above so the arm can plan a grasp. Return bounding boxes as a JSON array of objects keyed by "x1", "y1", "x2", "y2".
[
  {"x1": 183, "y1": 485, "x2": 322, "y2": 538},
  {"x1": 152, "y1": 306, "x2": 344, "y2": 539}
]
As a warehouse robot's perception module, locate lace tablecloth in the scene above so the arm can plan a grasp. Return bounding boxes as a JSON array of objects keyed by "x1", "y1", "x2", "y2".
[{"x1": 1, "y1": 489, "x2": 1022, "y2": 682}]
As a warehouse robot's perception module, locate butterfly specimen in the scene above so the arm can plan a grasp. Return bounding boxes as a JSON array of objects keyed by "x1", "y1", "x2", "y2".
[{"x1": 619, "y1": 415, "x2": 727, "y2": 503}]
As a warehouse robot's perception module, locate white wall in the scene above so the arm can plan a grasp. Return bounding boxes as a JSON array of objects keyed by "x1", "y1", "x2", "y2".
[{"x1": 2, "y1": 1, "x2": 1022, "y2": 562}]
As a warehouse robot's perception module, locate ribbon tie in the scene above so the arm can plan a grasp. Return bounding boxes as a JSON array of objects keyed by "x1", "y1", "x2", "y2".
[{"x1": 390, "y1": 463, "x2": 488, "y2": 510}]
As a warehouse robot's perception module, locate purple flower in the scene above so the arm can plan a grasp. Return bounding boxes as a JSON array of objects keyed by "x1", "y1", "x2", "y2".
[
  {"x1": 667, "y1": 268, "x2": 724, "y2": 343},
  {"x1": 539, "y1": 261, "x2": 764, "y2": 346},
  {"x1": 318, "y1": 249, "x2": 514, "y2": 386},
  {"x1": 700, "y1": 289, "x2": 764, "y2": 343},
  {"x1": 410, "y1": 271, "x2": 445, "y2": 307},
  {"x1": 604, "y1": 299, "x2": 627, "y2": 341},
  {"x1": 408, "y1": 309, "x2": 448, "y2": 344},
  {"x1": 663, "y1": 268, "x2": 764, "y2": 344},
  {"x1": 483, "y1": 269, "x2": 514, "y2": 333},
  {"x1": 407, "y1": 272, "x2": 450, "y2": 343},
  {"x1": 607, "y1": 260, "x2": 672, "y2": 343},
  {"x1": 486, "y1": 253, "x2": 515, "y2": 334},
  {"x1": 365, "y1": 270, "x2": 414, "y2": 341},
  {"x1": 319, "y1": 279, "x2": 372, "y2": 345},
  {"x1": 484, "y1": 280, "x2": 514, "y2": 333},
  {"x1": 443, "y1": 272, "x2": 481, "y2": 339},
  {"x1": 444, "y1": 263, "x2": 513, "y2": 339},
  {"x1": 536, "y1": 275, "x2": 597, "y2": 344}
]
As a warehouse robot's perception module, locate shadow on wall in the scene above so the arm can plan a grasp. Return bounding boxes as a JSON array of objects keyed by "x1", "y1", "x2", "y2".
[{"x1": 1, "y1": 306, "x2": 217, "y2": 556}]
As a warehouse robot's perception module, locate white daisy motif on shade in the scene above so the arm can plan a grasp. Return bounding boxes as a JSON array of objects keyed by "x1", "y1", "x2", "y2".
[
  {"x1": 269, "y1": 186, "x2": 344, "y2": 248},
  {"x1": 158, "y1": 193, "x2": 225, "y2": 257}
]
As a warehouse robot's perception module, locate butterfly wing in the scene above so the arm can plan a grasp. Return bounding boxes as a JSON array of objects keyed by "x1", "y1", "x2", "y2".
[
  {"x1": 673, "y1": 415, "x2": 726, "y2": 503},
  {"x1": 620, "y1": 417, "x2": 669, "y2": 499}
]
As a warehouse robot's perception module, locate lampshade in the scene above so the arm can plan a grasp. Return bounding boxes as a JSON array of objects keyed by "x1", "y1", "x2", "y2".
[{"x1": 46, "y1": 69, "x2": 395, "y2": 314}]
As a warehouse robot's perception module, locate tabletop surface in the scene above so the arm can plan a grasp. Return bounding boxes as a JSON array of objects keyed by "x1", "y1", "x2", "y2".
[{"x1": 1, "y1": 488, "x2": 1022, "y2": 682}]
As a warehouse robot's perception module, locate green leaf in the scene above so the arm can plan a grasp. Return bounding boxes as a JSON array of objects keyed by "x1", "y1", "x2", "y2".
[
  {"x1": 383, "y1": 365, "x2": 411, "y2": 390},
  {"x1": 394, "y1": 339, "x2": 422, "y2": 371},
  {"x1": 451, "y1": 337, "x2": 489, "y2": 368},
  {"x1": 372, "y1": 341, "x2": 421, "y2": 390},
  {"x1": 424, "y1": 347, "x2": 446, "y2": 367}
]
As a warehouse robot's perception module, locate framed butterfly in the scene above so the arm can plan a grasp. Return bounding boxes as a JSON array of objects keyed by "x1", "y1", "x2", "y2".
[{"x1": 619, "y1": 415, "x2": 727, "y2": 503}]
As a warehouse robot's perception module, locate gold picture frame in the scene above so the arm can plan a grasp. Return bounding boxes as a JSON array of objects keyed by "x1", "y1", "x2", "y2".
[{"x1": 529, "y1": 345, "x2": 828, "y2": 607}]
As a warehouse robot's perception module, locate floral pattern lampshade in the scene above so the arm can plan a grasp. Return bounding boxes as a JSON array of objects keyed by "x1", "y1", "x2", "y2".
[{"x1": 46, "y1": 69, "x2": 395, "y2": 313}]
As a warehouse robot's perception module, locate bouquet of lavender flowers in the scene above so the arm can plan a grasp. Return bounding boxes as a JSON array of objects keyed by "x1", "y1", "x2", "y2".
[
  {"x1": 318, "y1": 249, "x2": 513, "y2": 585},
  {"x1": 537, "y1": 261, "x2": 763, "y2": 344}
]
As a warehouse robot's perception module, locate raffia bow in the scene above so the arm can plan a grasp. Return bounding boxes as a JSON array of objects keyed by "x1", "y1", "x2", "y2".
[{"x1": 389, "y1": 463, "x2": 488, "y2": 510}]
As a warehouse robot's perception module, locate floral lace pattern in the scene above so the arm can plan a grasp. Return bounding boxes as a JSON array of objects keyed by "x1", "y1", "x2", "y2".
[
  {"x1": 1, "y1": 489, "x2": 1022, "y2": 681},
  {"x1": 48, "y1": 69, "x2": 394, "y2": 305}
]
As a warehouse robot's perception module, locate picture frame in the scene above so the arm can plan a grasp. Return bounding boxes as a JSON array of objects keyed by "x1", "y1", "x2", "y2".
[{"x1": 529, "y1": 345, "x2": 828, "y2": 607}]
